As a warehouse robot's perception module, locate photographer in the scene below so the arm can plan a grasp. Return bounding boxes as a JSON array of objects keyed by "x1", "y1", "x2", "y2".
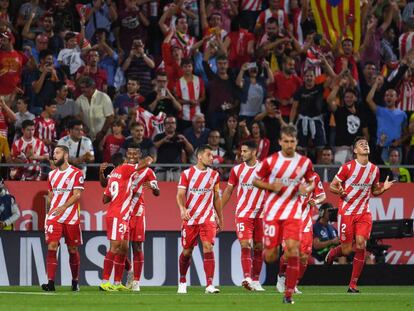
[
  {"x1": 0, "y1": 178, "x2": 20, "y2": 230},
  {"x1": 312, "y1": 203, "x2": 342, "y2": 263}
]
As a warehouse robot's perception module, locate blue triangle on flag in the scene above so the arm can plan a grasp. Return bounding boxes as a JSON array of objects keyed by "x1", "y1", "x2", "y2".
[{"x1": 327, "y1": 0, "x2": 341, "y2": 6}]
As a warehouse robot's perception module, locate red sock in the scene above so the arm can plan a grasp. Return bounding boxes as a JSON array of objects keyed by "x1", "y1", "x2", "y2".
[
  {"x1": 133, "y1": 251, "x2": 144, "y2": 281},
  {"x1": 327, "y1": 245, "x2": 343, "y2": 263},
  {"x1": 114, "y1": 254, "x2": 126, "y2": 283},
  {"x1": 124, "y1": 257, "x2": 132, "y2": 272},
  {"x1": 203, "y1": 252, "x2": 215, "y2": 286},
  {"x1": 241, "y1": 248, "x2": 252, "y2": 279},
  {"x1": 349, "y1": 249, "x2": 366, "y2": 289},
  {"x1": 47, "y1": 250, "x2": 58, "y2": 281},
  {"x1": 103, "y1": 251, "x2": 115, "y2": 281},
  {"x1": 179, "y1": 252, "x2": 191, "y2": 283},
  {"x1": 252, "y1": 249, "x2": 263, "y2": 281},
  {"x1": 297, "y1": 262, "x2": 308, "y2": 285},
  {"x1": 285, "y1": 256, "x2": 299, "y2": 298},
  {"x1": 279, "y1": 255, "x2": 287, "y2": 276},
  {"x1": 69, "y1": 251, "x2": 80, "y2": 281}
]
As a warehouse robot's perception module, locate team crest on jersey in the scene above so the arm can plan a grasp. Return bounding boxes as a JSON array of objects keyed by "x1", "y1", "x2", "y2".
[{"x1": 65, "y1": 178, "x2": 71, "y2": 185}]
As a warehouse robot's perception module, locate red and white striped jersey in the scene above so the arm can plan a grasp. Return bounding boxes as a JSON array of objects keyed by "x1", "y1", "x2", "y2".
[
  {"x1": 335, "y1": 159, "x2": 380, "y2": 216},
  {"x1": 170, "y1": 33, "x2": 196, "y2": 58},
  {"x1": 104, "y1": 164, "x2": 140, "y2": 221},
  {"x1": 301, "y1": 173, "x2": 325, "y2": 233},
  {"x1": 399, "y1": 32, "x2": 414, "y2": 59},
  {"x1": 35, "y1": 116, "x2": 56, "y2": 142},
  {"x1": 398, "y1": 79, "x2": 414, "y2": 112},
  {"x1": 240, "y1": 0, "x2": 262, "y2": 11},
  {"x1": 175, "y1": 75, "x2": 204, "y2": 121},
  {"x1": 47, "y1": 165, "x2": 84, "y2": 224},
  {"x1": 11, "y1": 137, "x2": 48, "y2": 181},
  {"x1": 255, "y1": 152, "x2": 314, "y2": 221},
  {"x1": 178, "y1": 166, "x2": 220, "y2": 225},
  {"x1": 256, "y1": 9, "x2": 289, "y2": 30},
  {"x1": 130, "y1": 167, "x2": 158, "y2": 217},
  {"x1": 228, "y1": 161, "x2": 265, "y2": 219}
]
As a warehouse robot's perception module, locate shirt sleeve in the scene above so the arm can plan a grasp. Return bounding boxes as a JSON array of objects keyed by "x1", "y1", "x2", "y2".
[
  {"x1": 178, "y1": 171, "x2": 188, "y2": 189},
  {"x1": 314, "y1": 175, "x2": 325, "y2": 197},
  {"x1": 335, "y1": 163, "x2": 349, "y2": 182},
  {"x1": 102, "y1": 94, "x2": 114, "y2": 118},
  {"x1": 73, "y1": 171, "x2": 85, "y2": 189},
  {"x1": 86, "y1": 138, "x2": 95, "y2": 155},
  {"x1": 255, "y1": 158, "x2": 271, "y2": 180},
  {"x1": 227, "y1": 167, "x2": 238, "y2": 186},
  {"x1": 304, "y1": 159, "x2": 315, "y2": 182}
]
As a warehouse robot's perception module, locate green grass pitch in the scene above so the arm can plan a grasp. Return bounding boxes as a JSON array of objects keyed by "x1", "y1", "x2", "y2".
[{"x1": 0, "y1": 286, "x2": 413, "y2": 311}]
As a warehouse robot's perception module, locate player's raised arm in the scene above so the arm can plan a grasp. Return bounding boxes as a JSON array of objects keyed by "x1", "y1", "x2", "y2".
[
  {"x1": 372, "y1": 176, "x2": 395, "y2": 196},
  {"x1": 213, "y1": 183, "x2": 223, "y2": 232}
]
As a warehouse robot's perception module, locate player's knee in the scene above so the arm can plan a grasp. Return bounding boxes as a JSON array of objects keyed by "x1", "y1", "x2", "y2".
[
  {"x1": 68, "y1": 246, "x2": 78, "y2": 253},
  {"x1": 253, "y1": 242, "x2": 263, "y2": 251},
  {"x1": 240, "y1": 240, "x2": 251, "y2": 249},
  {"x1": 264, "y1": 249, "x2": 277, "y2": 263},
  {"x1": 300, "y1": 254, "x2": 308, "y2": 265},
  {"x1": 48, "y1": 242, "x2": 59, "y2": 251},
  {"x1": 202, "y1": 243, "x2": 213, "y2": 253},
  {"x1": 182, "y1": 248, "x2": 193, "y2": 257},
  {"x1": 341, "y1": 244, "x2": 353, "y2": 255},
  {"x1": 133, "y1": 242, "x2": 143, "y2": 253}
]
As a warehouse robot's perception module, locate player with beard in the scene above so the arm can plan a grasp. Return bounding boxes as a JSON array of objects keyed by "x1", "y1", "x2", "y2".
[
  {"x1": 326, "y1": 137, "x2": 394, "y2": 293},
  {"x1": 42, "y1": 145, "x2": 84, "y2": 292},
  {"x1": 222, "y1": 140, "x2": 266, "y2": 291},
  {"x1": 99, "y1": 146, "x2": 153, "y2": 291},
  {"x1": 177, "y1": 145, "x2": 223, "y2": 294}
]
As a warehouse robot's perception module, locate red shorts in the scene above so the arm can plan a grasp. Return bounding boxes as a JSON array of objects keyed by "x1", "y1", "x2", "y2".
[
  {"x1": 338, "y1": 212, "x2": 372, "y2": 244},
  {"x1": 300, "y1": 231, "x2": 313, "y2": 255},
  {"x1": 181, "y1": 222, "x2": 216, "y2": 249},
  {"x1": 106, "y1": 217, "x2": 129, "y2": 241},
  {"x1": 44, "y1": 220, "x2": 82, "y2": 247},
  {"x1": 129, "y1": 215, "x2": 146, "y2": 242},
  {"x1": 263, "y1": 218, "x2": 302, "y2": 249},
  {"x1": 235, "y1": 217, "x2": 263, "y2": 242}
]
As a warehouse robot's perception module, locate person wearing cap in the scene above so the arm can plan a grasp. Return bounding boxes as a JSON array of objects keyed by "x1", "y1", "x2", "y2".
[{"x1": 312, "y1": 203, "x2": 341, "y2": 263}]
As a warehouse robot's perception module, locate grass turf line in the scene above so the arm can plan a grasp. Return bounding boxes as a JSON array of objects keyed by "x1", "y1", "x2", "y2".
[{"x1": 0, "y1": 286, "x2": 413, "y2": 311}]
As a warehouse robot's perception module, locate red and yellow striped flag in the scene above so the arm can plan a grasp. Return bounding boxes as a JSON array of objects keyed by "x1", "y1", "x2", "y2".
[{"x1": 310, "y1": 0, "x2": 361, "y2": 51}]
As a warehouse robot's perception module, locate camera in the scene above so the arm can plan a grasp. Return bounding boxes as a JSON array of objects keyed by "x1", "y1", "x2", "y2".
[{"x1": 247, "y1": 62, "x2": 257, "y2": 70}]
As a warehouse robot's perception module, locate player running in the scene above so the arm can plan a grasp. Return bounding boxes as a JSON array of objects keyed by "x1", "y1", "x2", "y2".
[
  {"x1": 42, "y1": 145, "x2": 84, "y2": 292},
  {"x1": 277, "y1": 171, "x2": 326, "y2": 294},
  {"x1": 177, "y1": 145, "x2": 223, "y2": 294},
  {"x1": 125, "y1": 152, "x2": 160, "y2": 292},
  {"x1": 253, "y1": 125, "x2": 315, "y2": 304},
  {"x1": 222, "y1": 140, "x2": 265, "y2": 291},
  {"x1": 326, "y1": 137, "x2": 394, "y2": 293},
  {"x1": 99, "y1": 145, "x2": 153, "y2": 291}
]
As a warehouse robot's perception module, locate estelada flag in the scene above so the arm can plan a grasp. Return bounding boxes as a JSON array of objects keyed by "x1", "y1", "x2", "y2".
[{"x1": 310, "y1": 0, "x2": 361, "y2": 51}]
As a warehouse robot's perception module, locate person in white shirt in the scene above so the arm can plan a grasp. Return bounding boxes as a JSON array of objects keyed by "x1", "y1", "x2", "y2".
[{"x1": 14, "y1": 97, "x2": 35, "y2": 141}]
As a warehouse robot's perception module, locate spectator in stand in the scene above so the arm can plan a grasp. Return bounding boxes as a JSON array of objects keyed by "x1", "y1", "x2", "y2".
[
  {"x1": 239, "y1": 0, "x2": 262, "y2": 32},
  {"x1": 199, "y1": 0, "x2": 228, "y2": 44},
  {"x1": 0, "y1": 134, "x2": 10, "y2": 163},
  {"x1": 236, "y1": 60, "x2": 273, "y2": 126},
  {"x1": 57, "y1": 119, "x2": 95, "y2": 175},
  {"x1": 10, "y1": 119, "x2": 49, "y2": 181},
  {"x1": 14, "y1": 98, "x2": 35, "y2": 140},
  {"x1": 0, "y1": 0, "x2": 10, "y2": 24},
  {"x1": 247, "y1": 120, "x2": 270, "y2": 161},
  {"x1": 31, "y1": 49, "x2": 64, "y2": 114},
  {"x1": 208, "y1": 130, "x2": 226, "y2": 165},
  {"x1": 203, "y1": 51, "x2": 237, "y2": 130},
  {"x1": 333, "y1": 38, "x2": 359, "y2": 82},
  {"x1": 381, "y1": 27, "x2": 398, "y2": 65},
  {"x1": 219, "y1": 114, "x2": 247, "y2": 160},
  {"x1": 122, "y1": 38, "x2": 155, "y2": 96},
  {"x1": 183, "y1": 113, "x2": 210, "y2": 151},
  {"x1": 0, "y1": 31, "x2": 30, "y2": 99},
  {"x1": 121, "y1": 121, "x2": 156, "y2": 160},
  {"x1": 76, "y1": 48, "x2": 108, "y2": 94},
  {"x1": 315, "y1": 146, "x2": 338, "y2": 182},
  {"x1": 114, "y1": 77, "x2": 145, "y2": 116},
  {"x1": 255, "y1": 0, "x2": 291, "y2": 35},
  {"x1": 273, "y1": 56, "x2": 302, "y2": 122},
  {"x1": 204, "y1": 0, "x2": 238, "y2": 33},
  {"x1": 22, "y1": 12, "x2": 64, "y2": 57},
  {"x1": 153, "y1": 116, "x2": 193, "y2": 181},
  {"x1": 385, "y1": 148, "x2": 411, "y2": 183},
  {"x1": 16, "y1": 0, "x2": 45, "y2": 29},
  {"x1": 399, "y1": 16, "x2": 414, "y2": 59},
  {"x1": 367, "y1": 76, "x2": 408, "y2": 162},
  {"x1": 53, "y1": 0, "x2": 79, "y2": 32},
  {"x1": 57, "y1": 29, "x2": 86, "y2": 77},
  {"x1": 26, "y1": 33, "x2": 58, "y2": 66},
  {"x1": 53, "y1": 82, "x2": 80, "y2": 136},
  {"x1": 99, "y1": 119, "x2": 125, "y2": 163},
  {"x1": 114, "y1": 0, "x2": 149, "y2": 55},
  {"x1": 161, "y1": 30, "x2": 184, "y2": 90},
  {"x1": 175, "y1": 58, "x2": 205, "y2": 131},
  {"x1": 223, "y1": 16, "x2": 254, "y2": 71},
  {"x1": 34, "y1": 101, "x2": 57, "y2": 152},
  {"x1": 83, "y1": 0, "x2": 117, "y2": 44},
  {"x1": 327, "y1": 86, "x2": 369, "y2": 164},
  {"x1": 254, "y1": 98, "x2": 287, "y2": 154},
  {"x1": 145, "y1": 71, "x2": 182, "y2": 118},
  {"x1": 0, "y1": 97, "x2": 16, "y2": 138},
  {"x1": 76, "y1": 76, "x2": 114, "y2": 143}
]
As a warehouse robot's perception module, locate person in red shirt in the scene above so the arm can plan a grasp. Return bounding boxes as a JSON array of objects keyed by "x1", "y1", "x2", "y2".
[
  {"x1": 0, "y1": 31, "x2": 29, "y2": 98},
  {"x1": 76, "y1": 48, "x2": 108, "y2": 94},
  {"x1": 334, "y1": 38, "x2": 359, "y2": 82},
  {"x1": 34, "y1": 101, "x2": 57, "y2": 151},
  {"x1": 161, "y1": 29, "x2": 184, "y2": 91},
  {"x1": 273, "y1": 56, "x2": 302, "y2": 122},
  {"x1": 100, "y1": 119, "x2": 126, "y2": 163}
]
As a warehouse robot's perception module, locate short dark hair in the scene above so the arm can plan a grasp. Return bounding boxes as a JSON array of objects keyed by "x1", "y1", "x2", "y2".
[
  {"x1": 364, "y1": 61, "x2": 376, "y2": 68},
  {"x1": 22, "y1": 119, "x2": 35, "y2": 129},
  {"x1": 181, "y1": 58, "x2": 193, "y2": 67},
  {"x1": 267, "y1": 17, "x2": 278, "y2": 25},
  {"x1": 112, "y1": 119, "x2": 124, "y2": 128},
  {"x1": 352, "y1": 136, "x2": 368, "y2": 150},
  {"x1": 127, "y1": 143, "x2": 141, "y2": 151},
  {"x1": 68, "y1": 119, "x2": 83, "y2": 130},
  {"x1": 130, "y1": 121, "x2": 145, "y2": 129},
  {"x1": 322, "y1": 145, "x2": 333, "y2": 153},
  {"x1": 111, "y1": 152, "x2": 124, "y2": 167},
  {"x1": 280, "y1": 125, "x2": 297, "y2": 139},
  {"x1": 55, "y1": 145, "x2": 69, "y2": 154},
  {"x1": 44, "y1": 100, "x2": 57, "y2": 107},
  {"x1": 241, "y1": 140, "x2": 257, "y2": 150},
  {"x1": 77, "y1": 76, "x2": 96, "y2": 88},
  {"x1": 64, "y1": 32, "x2": 77, "y2": 42},
  {"x1": 39, "y1": 49, "x2": 53, "y2": 61},
  {"x1": 344, "y1": 88, "x2": 358, "y2": 97},
  {"x1": 127, "y1": 77, "x2": 140, "y2": 84},
  {"x1": 216, "y1": 53, "x2": 228, "y2": 62},
  {"x1": 196, "y1": 144, "x2": 213, "y2": 157}
]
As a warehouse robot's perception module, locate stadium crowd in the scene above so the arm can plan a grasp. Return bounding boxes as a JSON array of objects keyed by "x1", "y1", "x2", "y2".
[{"x1": 0, "y1": 0, "x2": 414, "y2": 181}]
